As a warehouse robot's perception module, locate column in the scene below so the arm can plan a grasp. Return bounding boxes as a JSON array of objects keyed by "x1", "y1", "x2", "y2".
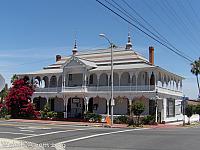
[
  {"x1": 129, "y1": 72, "x2": 134, "y2": 91},
  {"x1": 135, "y1": 72, "x2": 138, "y2": 91},
  {"x1": 83, "y1": 70, "x2": 87, "y2": 88},
  {"x1": 162, "y1": 98, "x2": 167, "y2": 122},
  {"x1": 128, "y1": 99, "x2": 132, "y2": 116},
  {"x1": 84, "y1": 96, "x2": 89, "y2": 113},
  {"x1": 107, "y1": 99, "x2": 110, "y2": 116},
  {"x1": 63, "y1": 96, "x2": 69, "y2": 118},
  {"x1": 148, "y1": 72, "x2": 151, "y2": 91},
  {"x1": 62, "y1": 70, "x2": 65, "y2": 91}
]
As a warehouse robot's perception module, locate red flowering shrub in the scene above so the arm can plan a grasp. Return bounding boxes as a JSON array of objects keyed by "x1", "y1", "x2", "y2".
[{"x1": 5, "y1": 77, "x2": 37, "y2": 118}]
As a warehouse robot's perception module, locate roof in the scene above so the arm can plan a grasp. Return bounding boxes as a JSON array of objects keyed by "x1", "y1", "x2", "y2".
[
  {"x1": 91, "y1": 63, "x2": 154, "y2": 71},
  {"x1": 19, "y1": 69, "x2": 63, "y2": 76},
  {"x1": 17, "y1": 46, "x2": 184, "y2": 79}
]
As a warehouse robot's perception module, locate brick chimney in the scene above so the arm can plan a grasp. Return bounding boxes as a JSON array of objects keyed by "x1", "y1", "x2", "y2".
[
  {"x1": 149, "y1": 46, "x2": 154, "y2": 65},
  {"x1": 56, "y1": 55, "x2": 61, "y2": 62}
]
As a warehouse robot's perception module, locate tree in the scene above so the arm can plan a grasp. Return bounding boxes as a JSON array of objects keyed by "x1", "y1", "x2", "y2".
[
  {"x1": 131, "y1": 101, "x2": 145, "y2": 125},
  {"x1": 11, "y1": 74, "x2": 18, "y2": 84},
  {"x1": 185, "y1": 105, "x2": 195, "y2": 125},
  {"x1": 191, "y1": 58, "x2": 200, "y2": 98},
  {"x1": 5, "y1": 76, "x2": 36, "y2": 118}
]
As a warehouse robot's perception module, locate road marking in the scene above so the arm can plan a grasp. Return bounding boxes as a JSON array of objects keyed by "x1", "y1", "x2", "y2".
[
  {"x1": 0, "y1": 132, "x2": 36, "y2": 136},
  {"x1": 19, "y1": 126, "x2": 51, "y2": 130},
  {"x1": 20, "y1": 130, "x2": 35, "y2": 132},
  {"x1": 55, "y1": 128, "x2": 149, "y2": 150},
  {"x1": 14, "y1": 128, "x2": 94, "y2": 140}
]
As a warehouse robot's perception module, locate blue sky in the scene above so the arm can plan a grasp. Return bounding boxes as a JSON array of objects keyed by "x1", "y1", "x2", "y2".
[{"x1": 0, "y1": 0, "x2": 199, "y2": 98}]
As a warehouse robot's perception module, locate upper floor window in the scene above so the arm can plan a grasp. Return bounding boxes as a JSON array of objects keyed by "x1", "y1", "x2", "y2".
[{"x1": 89, "y1": 74, "x2": 93, "y2": 84}]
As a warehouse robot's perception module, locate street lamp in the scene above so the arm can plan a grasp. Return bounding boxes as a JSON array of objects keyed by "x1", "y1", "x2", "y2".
[
  {"x1": 182, "y1": 95, "x2": 186, "y2": 126},
  {"x1": 99, "y1": 33, "x2": 114, "y2": 126}
]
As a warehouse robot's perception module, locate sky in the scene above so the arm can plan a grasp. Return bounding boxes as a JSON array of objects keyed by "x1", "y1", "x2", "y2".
[{"x1": 0, "y1": 0, "x2": 199, "y2": 99}]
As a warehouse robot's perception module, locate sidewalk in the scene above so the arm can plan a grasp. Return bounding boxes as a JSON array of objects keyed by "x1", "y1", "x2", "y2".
[
  {"x1": 0, "y1": 138, "x2": 44, "y2": 150},
  {"x1": 5, "y1": 119, "x2": 179, "y2": 129},
  {"x1": 6, "y1": 119, "x2": 128, "y2": 128}
]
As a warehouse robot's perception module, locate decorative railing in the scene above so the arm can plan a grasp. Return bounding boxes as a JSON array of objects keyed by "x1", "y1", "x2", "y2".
[
  {"x1": 34, "y1": 85, "x2": 182, "y2": 95},
  {"x1": 87, "y1": 85, "x2": 156, "y2": 92},
  {"x1": 35, "y1": 87, "x2": 62, "y2": 92}
]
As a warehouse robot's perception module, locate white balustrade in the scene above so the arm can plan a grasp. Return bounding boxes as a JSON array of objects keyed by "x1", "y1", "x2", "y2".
[{"x1": 34, "y1": 85, "x2": 182, "y2": 94}]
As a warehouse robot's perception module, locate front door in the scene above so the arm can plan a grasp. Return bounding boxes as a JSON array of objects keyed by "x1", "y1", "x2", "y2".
[{"x1": 67, "y1": 97, "x2": 84, "y2": 118}]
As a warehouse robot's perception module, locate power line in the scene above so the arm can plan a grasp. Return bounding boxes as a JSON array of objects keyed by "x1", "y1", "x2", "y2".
[
  {"x1": 164, "y1": 0, "x2": 200, "y2": 56},
  {"x1": 119, "y1": 0, "x2": 194, "y2": 61},
  {"x1": 96, "y1": 0, "x2": 193, "y2": 63}
]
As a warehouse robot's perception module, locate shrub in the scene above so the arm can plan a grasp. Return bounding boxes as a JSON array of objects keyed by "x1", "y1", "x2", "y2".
[
  {"x1": 56, "y1": 112, "x2": 64, "y2": 119},
  {"x1": 47, "y1": 111, "x2": 57, "y2": 119},
  {"x1": 0, "y1": 105, "x2": 8, "y2": 118},
  {"x1": 185, "y1": 105, "x2": 195, "y2": 124},
  {"x1": 142, "y1": 115, "x2": 155, "y2": 125},
  {"x1": 84, "y1": 113, "x2": 102, "y2": 122},
  {"x1": 131, "y1": 101, "x2": 145, "y2": 126},
  {"x1": 114, "y1": 115, "x2": 129, "y2": 124}
]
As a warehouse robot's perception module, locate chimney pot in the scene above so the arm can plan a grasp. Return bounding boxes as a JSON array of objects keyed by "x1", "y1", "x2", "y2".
[
  {"x1": 149, "y1": 46, "x2": 154, "y2": 65},
  {"x1": 56, "y1": 55, "x2": 61, "y2": 62}
]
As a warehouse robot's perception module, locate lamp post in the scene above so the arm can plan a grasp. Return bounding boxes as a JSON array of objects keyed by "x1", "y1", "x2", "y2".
[
  {"x1": 182, "y1": 95, "x2": 186, "y2": 126},
  {"x1": 99, "y1": 33, "x2": 114, "y2": 126}
]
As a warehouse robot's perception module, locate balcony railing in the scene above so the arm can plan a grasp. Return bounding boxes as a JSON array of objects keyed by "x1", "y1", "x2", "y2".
[
  {"x1": 35, "y1": 87, "x2": 62, "y2": 92},
  {"x1": 87, "y1": 85, "x2": 156, "y2": 91},
  {"x1": 35, "y1": 85, "x2": 166, "y2": 92},
  {"x1": 34, "y1": 85, "x2": 183, "y2": 96}
]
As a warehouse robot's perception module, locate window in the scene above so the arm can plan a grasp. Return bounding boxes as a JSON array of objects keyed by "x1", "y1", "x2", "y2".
[
  {"x1": 167, "y1": 98, "x2": 175, "y2": 117},
  {"x1": 69, "y1": 74, "x2": 72, "y2": 81},
  {"x1": 89, "y1": 74, "x2": 93, "y2": 84}
]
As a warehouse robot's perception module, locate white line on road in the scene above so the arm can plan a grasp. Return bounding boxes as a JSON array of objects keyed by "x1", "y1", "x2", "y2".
[
  {"x1": 55, "y1": 128, "x2": 149, "y2": 150},
  {"x1": 20, "y1": 130, "x2": 35, "y2": 132},
  {"x1": 0, "y1": 132, "x2": 36, "y2": 136},
  {"x1": 14, "y1": 128, "x2": 94, "y2": 140}
]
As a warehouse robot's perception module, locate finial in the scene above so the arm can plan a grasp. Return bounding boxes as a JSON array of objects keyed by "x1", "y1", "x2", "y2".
[
  {"x1": 126, "y1": 32, "x2": 132, "y2": 50},
  {"x1": 72, "y1": 39, "x2": 78, "y2": 55}
]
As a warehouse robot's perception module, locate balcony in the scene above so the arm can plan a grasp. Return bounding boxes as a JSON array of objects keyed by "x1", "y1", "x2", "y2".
[
  {"x1": 34, "y1": 85, "x2": 182, "y2": 95},
  {"x1": 87, "y1": 85, "x2": 156, "y2": 92}
]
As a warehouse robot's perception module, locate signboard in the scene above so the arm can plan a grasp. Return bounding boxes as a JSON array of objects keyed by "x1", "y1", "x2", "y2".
[{"x1": 72, "y1": 98, "x2": 80, "y2": 103}]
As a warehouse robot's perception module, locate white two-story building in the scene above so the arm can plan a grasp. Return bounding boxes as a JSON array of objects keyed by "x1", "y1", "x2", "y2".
[{"x1": 18, "y1": 35, "x2": 184, "y2": 123}]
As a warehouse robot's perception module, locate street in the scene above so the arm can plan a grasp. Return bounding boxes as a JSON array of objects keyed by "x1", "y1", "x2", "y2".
[{"x1": 0, "y1": 120, "x2": 200, "y2": 150}]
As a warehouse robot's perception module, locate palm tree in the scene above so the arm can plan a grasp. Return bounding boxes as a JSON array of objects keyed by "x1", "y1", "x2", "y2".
[{"x1": 191, "y1": 58, "x2": 200, "y2": 98}]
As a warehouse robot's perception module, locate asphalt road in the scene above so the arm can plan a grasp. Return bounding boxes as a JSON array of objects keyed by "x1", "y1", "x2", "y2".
[{"x1": 0, "y1": 120, "x2": 200, "y2": 150}]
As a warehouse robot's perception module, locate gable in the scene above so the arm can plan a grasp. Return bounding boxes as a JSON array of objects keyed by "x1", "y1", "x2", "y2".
[
  {"x1": 64, "y1": 57, "x2": 85, "y2": 68},
  {"x1": 63, "y1": 56, "x2": 97, "y2": 69}
]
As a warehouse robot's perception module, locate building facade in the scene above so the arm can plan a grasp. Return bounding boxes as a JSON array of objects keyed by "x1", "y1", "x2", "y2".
[{"x1": 18, "y1": 35, "x2": 184, "y2": 123}]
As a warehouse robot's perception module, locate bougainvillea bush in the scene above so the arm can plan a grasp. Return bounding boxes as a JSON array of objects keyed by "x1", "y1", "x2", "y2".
[{"x1": 5, "y1": 77, "x2": 39, "y2": 118}]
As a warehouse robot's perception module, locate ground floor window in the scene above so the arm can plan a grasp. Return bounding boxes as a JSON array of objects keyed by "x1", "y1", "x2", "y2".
[{"x1": 167, "y1": 98, "x2": 175, "y2": 117}]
